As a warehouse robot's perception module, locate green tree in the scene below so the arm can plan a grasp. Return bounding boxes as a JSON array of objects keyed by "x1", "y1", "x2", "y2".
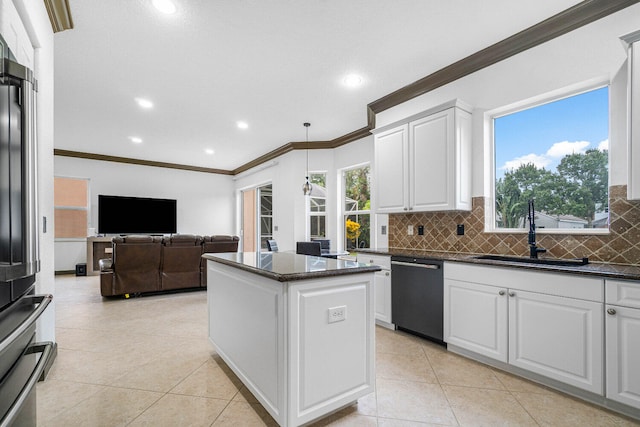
[
  {"x1": 556, "y1": 149, "x2": 608, "y2": 221},
  {"x1": 344, "y1": 166, "x2": 370, "y2": 210},
  {"x1": 496, "y1": 150, "x2": 608, "y2": 228}
]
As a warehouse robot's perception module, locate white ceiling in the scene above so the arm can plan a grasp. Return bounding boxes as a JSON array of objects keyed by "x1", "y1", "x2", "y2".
[{"x1": 53, "y1": 0, "x2": 583, "y2": 171}]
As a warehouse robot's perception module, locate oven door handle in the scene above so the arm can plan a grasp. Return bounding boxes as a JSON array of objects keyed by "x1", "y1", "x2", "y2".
[
  {"x1": 0, "y1": 294, "x2": 53, "y2": 354},
  {"x1": 0, "y1": 341, "x2": 53, "y2": 427}
]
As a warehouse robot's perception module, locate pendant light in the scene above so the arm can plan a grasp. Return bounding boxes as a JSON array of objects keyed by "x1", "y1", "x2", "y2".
[{"x1": 302, "y1": 122, "x2": 312, "y2": 196}]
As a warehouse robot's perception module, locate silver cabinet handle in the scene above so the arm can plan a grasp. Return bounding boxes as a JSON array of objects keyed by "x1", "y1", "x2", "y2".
[
  {"x1": 0, "y1": 294, "x2": 53, "y2": 354},
  {"x1": 0, "y1": 341, "x2": 53, "y2": 427},
  {"x1": 508, "y1": 291, "x2": 516, "y2": 297},
  {"x1": 369, "y1": 259, "x2": 374, "y2": 263},
  {"x1": 607, "y1": 308, "x2": 617, "y2": 316},
  {"x1": 499, "y1": 290, "x2": 505, "y2": 296},
  {"x1": 391, "y1": 261, "x2": 440, "y2": 269}
]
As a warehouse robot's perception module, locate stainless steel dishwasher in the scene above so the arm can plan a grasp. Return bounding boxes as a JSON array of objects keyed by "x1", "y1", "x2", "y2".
[{"x1": 391, "y1": 256, "x2": 444, "y2": 344}]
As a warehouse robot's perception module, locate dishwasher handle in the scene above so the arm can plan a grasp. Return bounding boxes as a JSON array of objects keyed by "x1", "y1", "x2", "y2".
[{"x1": 391, "y1": 261, "x2": 440, "y2": 269}]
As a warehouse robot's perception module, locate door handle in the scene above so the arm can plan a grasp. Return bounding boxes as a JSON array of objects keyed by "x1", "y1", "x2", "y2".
[{"x1": 391, "y1": 261, "x2": 439, "y2": 269}]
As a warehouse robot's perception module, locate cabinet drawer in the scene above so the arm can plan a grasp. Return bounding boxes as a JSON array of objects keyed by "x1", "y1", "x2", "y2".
[
  {"x1": 356, "y1": 254, "x2": 391, "y2": 270},
  {"x1": 606, "y1": 279, "x2": 640, "y2": 308},
  {"x1": 444, "y1": 262, "x2": 603, "y2": 302}
]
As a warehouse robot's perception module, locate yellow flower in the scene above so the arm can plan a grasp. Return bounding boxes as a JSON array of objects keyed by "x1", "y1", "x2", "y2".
[{"x1": 345, "y1": 219, "x2": 361, "y2": 241}]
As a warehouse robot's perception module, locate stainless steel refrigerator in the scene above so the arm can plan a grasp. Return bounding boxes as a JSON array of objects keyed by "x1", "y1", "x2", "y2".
[{"x1": 0, "y1": 34, "x2": 53, "y2": 427}]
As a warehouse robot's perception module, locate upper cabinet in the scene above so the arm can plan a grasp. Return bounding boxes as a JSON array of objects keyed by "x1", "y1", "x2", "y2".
[
  {"x1": 373, "y1": 100, "x2": 472, "y2": 213},
  {"x1": 625, "y1": 31, "x2": 640, "y2": 200}
]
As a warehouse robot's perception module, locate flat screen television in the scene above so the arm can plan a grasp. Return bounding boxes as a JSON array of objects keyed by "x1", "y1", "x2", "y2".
[{"x1": 98, "y1": 195, "x2": 177, "y2": 234}]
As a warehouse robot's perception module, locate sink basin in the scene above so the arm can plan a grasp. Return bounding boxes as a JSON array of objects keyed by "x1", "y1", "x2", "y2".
[{"x1": 474, "y1": 255, "x2": 589, "y2": 266}]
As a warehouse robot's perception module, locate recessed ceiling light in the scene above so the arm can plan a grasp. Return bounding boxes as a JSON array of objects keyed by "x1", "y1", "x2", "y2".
[
  {"x1": 151, "y1": 0, "x2": 176, "y2": 14},
  {"x1": 343, "y1": 74, "x2": 363, "y2": 87},
  {"x1": 237, "y1": 121, "x2": 249, "y2": 129},
  {"x1": 205, "y1": 148, "x2": 215, "y2": 155},
  {"x1": 135, "y1": 98, "x2": 154, "y2": 109},
  {"x1": 129, "y1": 136, "x2": 143, "y2": 144}
]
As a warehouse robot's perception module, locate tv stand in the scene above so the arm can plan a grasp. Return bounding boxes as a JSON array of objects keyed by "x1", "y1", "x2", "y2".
[{"x1": 86, "y1": 236, "x2": 113, "y2": 276}]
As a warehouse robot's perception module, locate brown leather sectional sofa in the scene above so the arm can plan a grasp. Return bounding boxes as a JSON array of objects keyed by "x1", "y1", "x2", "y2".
[{"x1": 99, "y1": 234, "x2": 239, "y2": 297}]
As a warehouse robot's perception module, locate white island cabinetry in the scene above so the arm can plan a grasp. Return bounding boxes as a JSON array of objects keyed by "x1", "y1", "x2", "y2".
[
  {"x1": 444, "y1": 262, "x2": 603, "y2": 394},
  {"x1": 373, "y1": 100, "x2": 472, "y2": 213},
  {"x1": 205, "y1": 252, "x2": 377, "y2": 427}
]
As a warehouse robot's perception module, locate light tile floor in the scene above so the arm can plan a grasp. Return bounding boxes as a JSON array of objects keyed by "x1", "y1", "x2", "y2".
[{"x1": 38, "y1": 275, "x2": 640, "y2": 426}]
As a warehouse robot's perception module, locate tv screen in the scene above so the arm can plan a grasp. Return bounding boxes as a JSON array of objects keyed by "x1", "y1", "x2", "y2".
[{"x1": 98, "y1": 195, "x2": 177, "y2": 234}]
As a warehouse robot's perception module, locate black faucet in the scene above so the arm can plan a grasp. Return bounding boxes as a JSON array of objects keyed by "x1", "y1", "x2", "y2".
[{"x1": 527, "y1": 199, "x2": 546, "y2": 259}]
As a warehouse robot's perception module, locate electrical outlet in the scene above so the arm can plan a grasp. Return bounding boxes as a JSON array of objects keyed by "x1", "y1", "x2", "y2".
[
  {"x1": 328, "y1": 306, "x2": 346, "y2": 323},
  {"x1": 407, "y1": 225, "x2": 414, "y2": 235}
]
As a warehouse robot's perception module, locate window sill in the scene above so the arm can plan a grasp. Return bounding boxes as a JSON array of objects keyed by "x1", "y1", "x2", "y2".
[{"x1": 486, "y1": 228, "x2": 610, "y2": 236}]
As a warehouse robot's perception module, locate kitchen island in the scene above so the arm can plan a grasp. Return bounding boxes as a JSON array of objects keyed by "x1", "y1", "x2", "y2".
[{"x1": 203, "y1": 252, "x2": 380, "y2": 427}]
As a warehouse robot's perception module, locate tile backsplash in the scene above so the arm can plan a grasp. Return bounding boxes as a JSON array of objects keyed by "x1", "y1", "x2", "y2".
[{"x1": 388, "y1": 185, "x2": 640, "y2": 265}]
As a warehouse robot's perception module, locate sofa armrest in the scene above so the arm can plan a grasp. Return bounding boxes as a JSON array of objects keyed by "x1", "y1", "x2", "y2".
[{"x1": 99, "y1": 258, "x2": 113, "y2": 272}]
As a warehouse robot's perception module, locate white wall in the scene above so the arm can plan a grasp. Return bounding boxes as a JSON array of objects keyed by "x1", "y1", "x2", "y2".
[
  {"x1": 54, "y1": 156, "x2": 235, "y2": 270},
  {"x1": 3, "y1": 0, "x2": 56, "y2": 343},
  {"x1": 233, "y1": 136, "x2": 375, "y2": 253},
  {"x1": 375, "y1": 5, "x2": 640, "y2": 197}
]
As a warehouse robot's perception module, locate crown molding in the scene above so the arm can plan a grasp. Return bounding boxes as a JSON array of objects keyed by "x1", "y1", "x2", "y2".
[
  {"x1": 368, "y1": 0, "x2": 640, "y2": 114},
  {"x1": 52, "y1": 0, "x2": 637, "y2": 176},
  {"x1": 53, "y1": 149, "x2": 233, "y2": 175},
  {"x1": 44, "y1": 0, "x2": 74, "y2": 33}
]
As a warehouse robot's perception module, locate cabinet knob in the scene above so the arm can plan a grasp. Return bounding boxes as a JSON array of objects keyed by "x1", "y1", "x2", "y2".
[
  {"x1": 499, "y1": 290, "x2": 505, "y2": 296},
  {"x1": 508, "y1": 292, "x2": 516, "y2": 297},
  {"x1": 404, "y1": 207, "x2": 408, "y2": 211},
  {"x1": 369, "y1": 259, "x2": 374, "y2": 263},
  {"x1": 607, "y1": 308, "x2": 617, "y2": 316},
  {"x1": 385, "y1": 272, "x2": 390, "y2": 277},
  {"x1": 409, "y1": 207, "x2": 413, "y2": 210}
]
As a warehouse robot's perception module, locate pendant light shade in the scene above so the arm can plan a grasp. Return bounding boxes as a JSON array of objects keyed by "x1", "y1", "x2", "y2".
[{"x1": 302, "y1": 122, "x2": 312, "y2": 196}]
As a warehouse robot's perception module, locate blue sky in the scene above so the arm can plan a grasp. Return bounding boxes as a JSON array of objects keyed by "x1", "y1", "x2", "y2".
[{"x1": 494, "y1": 86, "x2": 609, "y2": 180}]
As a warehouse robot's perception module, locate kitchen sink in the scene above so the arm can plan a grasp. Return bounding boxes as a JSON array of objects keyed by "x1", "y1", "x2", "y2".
[{"x1": 474, "y1": 254, "x2": 589, "y2": 266}]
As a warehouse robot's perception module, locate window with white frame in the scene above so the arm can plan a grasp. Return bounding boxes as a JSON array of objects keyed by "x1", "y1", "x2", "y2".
[
  {"x1": 343, "y1": 165, "x2": 371, "y2": 250},
  {"x1": 490, "y1": 84, "x2": 609, "y2": 231},
  {"x1": 308, "y1": 173, "x2": 326, "y2": 238}
]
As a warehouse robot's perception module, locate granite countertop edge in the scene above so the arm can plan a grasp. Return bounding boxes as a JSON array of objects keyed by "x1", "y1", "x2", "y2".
[
  {"x1": 355, "y1": 248, "x2": 640, "y2": 281},
  {"x1": 203, "y1": 253, "x2": 381, "y2": 282}
]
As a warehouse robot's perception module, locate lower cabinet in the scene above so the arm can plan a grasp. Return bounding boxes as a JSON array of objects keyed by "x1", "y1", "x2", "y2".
[
  {"x1": 444, "y1": 262, "x2": 604, "y2": 395},
  {"x1": 356, "y1": 253, "x2": 393, "y2": 328},
  {"x1": 605, "y1": 279, "x2": 640, "y2": 408},
  {"x1": 508, "y1": 289, "x2": 603, "y2": 393},
  {"x1": 445, "y1": 279, "x2": 507, "y2": 362}
]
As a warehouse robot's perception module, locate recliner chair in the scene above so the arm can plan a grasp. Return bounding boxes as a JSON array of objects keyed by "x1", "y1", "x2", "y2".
[
  {"x1": 161, "y1": 234, "x2": 203, "y2": 291},
  {"x1": 100, "y1": 235, "x2": 162, "y2": 296}
]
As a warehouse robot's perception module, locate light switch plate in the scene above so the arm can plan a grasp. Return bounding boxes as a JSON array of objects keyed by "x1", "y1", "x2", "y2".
[{"x1": 407, "y1": 225, "x2": 414, "y2": 235}]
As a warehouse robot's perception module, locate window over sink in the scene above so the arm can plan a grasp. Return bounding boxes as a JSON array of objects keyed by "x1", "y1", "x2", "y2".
[{"x1": 487, "y1": 82, "x2": 609, "y2": 233}]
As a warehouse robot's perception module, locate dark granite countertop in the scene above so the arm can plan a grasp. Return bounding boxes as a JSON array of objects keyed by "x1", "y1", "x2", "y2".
[
  {"x1": 203, "y1": 252, "x2": 381, "y2": 282},
  {"x1": 355, "y1": 248, "x2": 640, "y2": 281}
]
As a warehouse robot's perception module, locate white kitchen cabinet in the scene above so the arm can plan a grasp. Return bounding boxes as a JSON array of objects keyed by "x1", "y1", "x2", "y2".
[
  {"x1": 373, "y1": 100, "x2": 472, "y2": 213},
  {"x1": 606, "y1": 279, "x2": 640, "y2": 409},
  {"x1": 444, "y1": 262, "x2": 604, "y2": 394},
  {"x1": 444, "y1": 278, "x2": 507, "y2": 362},
  {"x1": 508, "y1": 289, "x2": 603, "y2": 394},
  {"x1": 356, "y1": 253, "x2": 393, "y2": 328}
]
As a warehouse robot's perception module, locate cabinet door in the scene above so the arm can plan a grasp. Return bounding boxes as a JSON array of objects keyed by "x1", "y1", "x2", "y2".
[
  {"x1": 409, "y1": 109, "x2": 453, "y2": 211},
  {"x1": 374, "y1": 124, "x2": 408, "y2": 213},
  {"x1": 374, "y1": 269, "x2": 392, "y2": 326},
  {"x1": 606, "y1": 305, "x2": 640, "y2": 408},
  {"x1": 508, "y1": 290, "x2": 603, "y2": 394},
  {"x1": 444, "y1": 279, "x2": 508, "y2": 362}
]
